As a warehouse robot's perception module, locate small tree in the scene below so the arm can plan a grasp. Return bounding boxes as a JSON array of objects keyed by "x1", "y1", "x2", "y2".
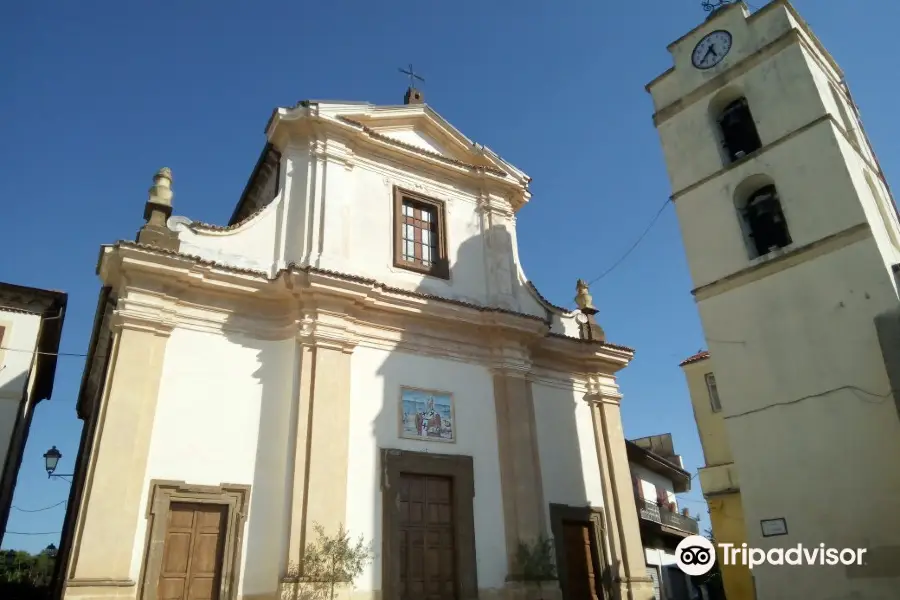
[
  {"x1": 511, "y1": 536, "x2": 557, "y2": 600},
  {"x1": 285, "y1": 523, "x2": 373, "y2": 600}
]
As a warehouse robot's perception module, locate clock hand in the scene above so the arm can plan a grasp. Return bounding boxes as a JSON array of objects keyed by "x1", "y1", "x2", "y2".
[{"x1": 704, "y1": 46, "x2": 717, "y2": 60}]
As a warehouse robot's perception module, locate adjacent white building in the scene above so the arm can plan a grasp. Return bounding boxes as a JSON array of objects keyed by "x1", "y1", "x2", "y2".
[
  {"x1": 627, "y1": 434, "x2": 700, "y2": 600},
  {"x1": 0, "y1": 282, "x2": 67, "y2": 545},
  {"x1": 58, "y1": 88, "x2": 657, "y2": 600},
  {"x1": 648, "y1": 1, "x2": 900, "y2": 598}
]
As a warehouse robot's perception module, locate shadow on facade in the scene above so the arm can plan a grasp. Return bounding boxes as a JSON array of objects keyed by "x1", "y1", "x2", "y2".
[
  {"x1": 103, "y1": 225, "x2": 600, "y2": 600},
  {"x1": 370, "y1": 224, "x2": 594, "y2": 600},
  {"x1": 224, "y1": 309, "x2": 295, "y2": 598}
]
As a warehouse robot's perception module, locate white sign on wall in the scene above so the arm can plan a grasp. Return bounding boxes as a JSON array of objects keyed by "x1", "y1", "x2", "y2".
[{"x1": 760, "y1": 517, "x2": 788, "y2": 537}]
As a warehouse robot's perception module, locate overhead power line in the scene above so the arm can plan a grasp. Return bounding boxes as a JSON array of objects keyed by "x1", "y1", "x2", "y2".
[
  {"x1": 583, "y1": 197, "x2": 673, "y2": 291},
  {"x1": 12, "y1": 499, "x2": 67, "y2": 513},
  {"x1": 0, "y1": 346, "x2": 87, "y2": 358}
]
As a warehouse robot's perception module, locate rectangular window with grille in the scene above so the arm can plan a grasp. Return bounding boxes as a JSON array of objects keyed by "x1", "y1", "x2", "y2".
[
  {"x1": 705, "y1": 372, "x2": 722, "y2": 412},
  {"x1": 393, "y1": 188, "x2": 448, "y2": 278}
]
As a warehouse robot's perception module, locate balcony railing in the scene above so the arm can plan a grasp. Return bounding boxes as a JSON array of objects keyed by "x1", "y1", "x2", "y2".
[{"x1": 636, "y1": 498, "x2": 699, "y2": 535}]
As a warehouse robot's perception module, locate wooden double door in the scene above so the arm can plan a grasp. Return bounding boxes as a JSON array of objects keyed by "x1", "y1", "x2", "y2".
[
  {"x1": 157, "y1": 502, "x2": 228, "y2": 600},
  {"x1": 396, "y1": 473, "x2": 457, "y2": 600}
]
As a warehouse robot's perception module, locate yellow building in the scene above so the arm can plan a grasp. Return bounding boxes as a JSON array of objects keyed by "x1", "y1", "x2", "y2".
[{"x1": 679, "y1": 351, "x2": 754, "y2": 600}]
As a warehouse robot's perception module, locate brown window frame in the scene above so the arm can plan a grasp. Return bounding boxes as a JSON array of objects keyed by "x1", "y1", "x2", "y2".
[{"x1": 392, "y1": 186, "x2": 449, "y2": 279}]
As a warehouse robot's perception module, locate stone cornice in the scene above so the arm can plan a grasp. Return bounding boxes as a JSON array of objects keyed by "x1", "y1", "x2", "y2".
[
  {"x1": 527, "y1": 370, "x2": 590, "y2": 394},
  {"x1": 584, "y1": 393, "x2": 624, "y2": 407},
  {"x1": 583, "y1": 374, "x2": 625, "y2": 405},
  {"x1": 98, "y1": 241, "x2": 635, "y2": 374},
  {"x1": 296, "y1": 299, "x2": 360, "y2": 353},
  {"x1": 267, "y1": 110, "x2": 528, "y2": 211},
  {"x1": 335, "y1": 116, "x2": 507, "y2": 176}
]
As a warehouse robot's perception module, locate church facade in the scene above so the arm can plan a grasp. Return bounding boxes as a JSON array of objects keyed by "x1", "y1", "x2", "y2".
[{"x1": 58, "y1": 91, "x2": 654, "y2": 600}]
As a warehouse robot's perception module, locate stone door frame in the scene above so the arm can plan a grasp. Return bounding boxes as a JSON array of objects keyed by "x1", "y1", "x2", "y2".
[
  {"x1": 549, "y1": 503, "x2": 609, "y2": 600},
  {"x1": 380, "y1": 448, "x2": 478, "y2": 600},
  {"x1": 138, "y1": 480, "x2": 251, "y2": 600}
]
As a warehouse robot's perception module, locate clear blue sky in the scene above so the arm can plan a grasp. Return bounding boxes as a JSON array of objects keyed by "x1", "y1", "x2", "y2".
[{"x1": 2, "y1": 0, "x2": 899, "y2": 553}]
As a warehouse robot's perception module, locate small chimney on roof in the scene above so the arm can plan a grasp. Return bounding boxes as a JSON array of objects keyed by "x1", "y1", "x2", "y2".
[
  {"x1": 399, "y1": 64, "x2": 425, "y2": 105},
  {"x1": 404, "y1": 87, "x2": 424, "y2": 105}
]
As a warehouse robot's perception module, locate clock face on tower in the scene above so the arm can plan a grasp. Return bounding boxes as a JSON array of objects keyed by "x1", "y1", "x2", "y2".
[{"x1": 691, "y1": 30, "x2": 733, "y2": 69}]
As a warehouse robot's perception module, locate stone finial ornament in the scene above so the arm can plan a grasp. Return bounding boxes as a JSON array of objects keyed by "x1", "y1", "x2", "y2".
[
  {"x1": 145, "y1": 168, "x2": 174, "y2": 218},
  {"x1": 574, "y1": 279, "x2": 598, "y2": 315},
  {"x1": 137, "y1": 167, "x2": 181, "y2": 251},
  {"x1": 574, "y1": 279, "x2": 605, "y2": 342},
  {"x1": 154, "y1": 167, "x2": 173, "y2": 188}
]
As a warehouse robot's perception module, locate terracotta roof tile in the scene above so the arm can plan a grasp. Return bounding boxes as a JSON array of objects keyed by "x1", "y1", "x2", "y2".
[
  {"x1": 117, "y1": 242, "x2": 273, "y2": 276},
  {"x1": 336, "y1": 116, "x2": 509, "y2": 178},
  {"x1": 115, "y1": 242, "x2": 545, "y2": 321},
  {"x1": 526, "y1": 281, "x2": 571, "y2": 314},
  {"x1": 303, "y1": 265, "x2": 547, "y2": 322},
  {"x1": 113, "y1": 242, "x2": 635, "y2": 354},
  {"x1": 191, "y1": 202, "x2": 271, "y2": 232},
  {"x1": 679, "y1": 350, "x2": 710, "y2": 367},
  {"x1": 546, "y1": 332, "x2": 635, "y2": 354}
]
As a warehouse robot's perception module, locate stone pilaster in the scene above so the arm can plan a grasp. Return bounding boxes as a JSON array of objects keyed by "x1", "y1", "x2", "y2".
[
  {"x1": 492, "y1": 361, "x2": 548, "y2": 575},
  {"x1": 283, "y1": 307, "x2": 355, "y2": 581},
  {"x1": 585, "y1": 386, "x2": 654, "y2": 600},
  {"x1": 285, "y1": 343, "x2": 315, "y2": 577},
  {"x1": 65, "y1": 315, "x2": 172, "y2": 595},
  {"x1": 478, "y1": 198, "x2": 518, "y2": 311}
]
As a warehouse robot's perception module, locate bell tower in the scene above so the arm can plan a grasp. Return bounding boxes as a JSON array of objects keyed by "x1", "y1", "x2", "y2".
[{"x1": 649, "y1": 1, "x2": 900, "y2": 598}]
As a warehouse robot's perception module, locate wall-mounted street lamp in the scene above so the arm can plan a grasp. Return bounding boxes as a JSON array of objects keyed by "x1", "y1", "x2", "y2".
[{"x1": 43, "y1": 446, "x2": 73, "y2": 482}]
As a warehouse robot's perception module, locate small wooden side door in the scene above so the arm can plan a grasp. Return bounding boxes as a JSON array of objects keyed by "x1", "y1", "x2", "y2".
[
  {"x1": 157, "y1": 502, "x2": 227, "y2": 600},
  {"x1": 561, "y1": 520, "x2": 604, "y2": 600}
]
